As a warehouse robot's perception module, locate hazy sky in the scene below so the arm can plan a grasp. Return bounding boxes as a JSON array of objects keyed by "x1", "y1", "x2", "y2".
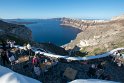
[{"x1": 0, "y1": 0, "x2": 124, "y2": 19}]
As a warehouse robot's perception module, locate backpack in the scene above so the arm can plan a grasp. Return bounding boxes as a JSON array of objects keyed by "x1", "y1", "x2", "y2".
[
  {"x1": 9, "y1": 55, "x2": 15, "y2": 62},
  {"x1": 8, "y1": 52, "x2": 15, "y2": 62}
]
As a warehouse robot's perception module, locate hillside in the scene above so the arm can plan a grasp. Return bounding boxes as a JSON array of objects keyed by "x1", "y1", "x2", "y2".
[
  {"x1": 111, "y1": 14, "x2": 124, "y2": 21},
  {"x1": 0, "y1": 20, "x2": 32, "y2": 42},
  {"x1": 61, "y1": 15, "x2": 124, "y2": 55}
]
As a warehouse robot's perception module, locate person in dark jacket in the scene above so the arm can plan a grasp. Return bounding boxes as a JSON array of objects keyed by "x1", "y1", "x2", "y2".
[
  {"x1": 97, "y1": 63, "x2": 104, "y2": 69},
  {"x1": 1, "y1": 40, "x2": 6, "y2": 50},
  {"x1": 87, "y1": 64, "x2": 97, "y2": 78},
  {"x1": 1, "y1": 50, "x2": 9, "y2": 66}
]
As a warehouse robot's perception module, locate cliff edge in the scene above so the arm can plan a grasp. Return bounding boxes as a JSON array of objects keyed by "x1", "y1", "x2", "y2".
[
  {"x1": 61, "y1": 15, "x2": 124, "y2": 55},
  {"x1": 0, "y1": 20, "x2": 32, "y2": 42}
]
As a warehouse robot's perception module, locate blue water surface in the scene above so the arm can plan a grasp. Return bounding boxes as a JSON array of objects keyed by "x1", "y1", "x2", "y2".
[
  {"x1": 25, "y1": 19, "x2": 81, "y2": 46},
  {"x1": 4, "y1": 19, "x2": 81, "y2": 46}
]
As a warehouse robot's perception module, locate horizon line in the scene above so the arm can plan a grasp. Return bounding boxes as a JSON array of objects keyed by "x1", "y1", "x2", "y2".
[{"x1": 1, "y1": 17, "x2": 111, "y2": 20}]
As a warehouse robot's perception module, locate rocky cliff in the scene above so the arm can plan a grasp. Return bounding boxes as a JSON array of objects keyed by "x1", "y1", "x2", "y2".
[
  {"x1": 111, "y1": 14, "x2": 124, "y2": 20},
  {"x1": 0, "y1": 19, "x2": 68, "y2": 55},
  {"x1": 61, "y1": 15, "x2": 124, "y2": 55},
  {"x1": 0, "y1": 20, "x2": 32, "y2": 41},
  {"x1": 61, "y1": 18, "x2": 108, "y2": 31}
]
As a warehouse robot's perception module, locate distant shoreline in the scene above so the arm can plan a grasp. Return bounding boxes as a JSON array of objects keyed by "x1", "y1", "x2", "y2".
[
  {"x1": 60, "y1": 24, "x2": 83, "y2": 31},
  {"x1": 10, "y1": 21, "x2": 37, "y2": 25},
  {"x1": 60, "y1": 23, "x2": 83, "y2": 47}
]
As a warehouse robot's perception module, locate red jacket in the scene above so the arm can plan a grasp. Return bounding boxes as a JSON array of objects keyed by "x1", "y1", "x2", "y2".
[{"x1": 32, "y1": 57, "x2": 39, "y2": 64}]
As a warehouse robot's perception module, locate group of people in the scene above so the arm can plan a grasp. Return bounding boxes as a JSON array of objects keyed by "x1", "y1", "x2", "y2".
[
  {"x1": 87, "y1": 63, "x2": 111, "y2": 80},
  {"x1": 112, "y1": 50, "x2": 124, "y2": 67},
  {"x1": 0, "y1": 48, "x2": 16, "y2": 67},
  {"x1": 7, "y1": 40, "x2": 15, "y2": 48},
  {"x1": 0, "y1": 40, "x2": 42, "y2": 79},
  {"x1": 32, "y1": 54, "x2": 41, "y2": 78},
  {"x1": 1, "y1": 40, "x2": 16, "y2": 66},
  {"x1": 1, "y1": 39, "x2": 117, "y2": 81},
  {"x1": 0, "y1": 39, "x2": 59, "y2": 80},
  {"x1": 19, "y1": 43, "x2": 44, "y2": 78},
  {"x1": 20, "y1": 43, "x2": 32, "y2": 56}
]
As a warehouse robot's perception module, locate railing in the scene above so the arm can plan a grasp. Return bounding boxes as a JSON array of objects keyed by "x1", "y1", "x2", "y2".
[{"x1": 13, "y1": 45, "x2": 124, "y2": 61}]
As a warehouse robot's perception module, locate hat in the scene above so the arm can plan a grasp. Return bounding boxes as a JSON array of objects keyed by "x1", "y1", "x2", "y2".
[{"x1": 91, "y1": 64, "x2": 95, "y2": 68}]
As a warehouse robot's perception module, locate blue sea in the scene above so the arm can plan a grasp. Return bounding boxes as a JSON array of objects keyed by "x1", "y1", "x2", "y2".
[{"x1": 5, "y1": 19, "x2": 81, "y2": 46}]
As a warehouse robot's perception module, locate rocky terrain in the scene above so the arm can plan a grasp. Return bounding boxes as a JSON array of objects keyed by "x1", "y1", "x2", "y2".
[
  {"x1": 0, "y1": 20, "x2": 32, "y2": 41},
  {"x1": 111, "y1": 14, "x2": 124, "y2": 21},
  {"x1": 61, "y1": 15, "x2": 124, "y2": 55}
]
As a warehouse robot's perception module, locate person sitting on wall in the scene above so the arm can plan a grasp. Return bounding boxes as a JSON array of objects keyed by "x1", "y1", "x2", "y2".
[
  {"x1": 116, "y1": 54, "x2": 123, "y2": 67},
  {"x1": 27, "y1": 43, "x2": 32, "y2": 60},
  {"x1": 114, "y1": 51, "x2": 121, "y2": 62},
  {"x1": 27, "y1": 43, "x2": 32, "y2": 55},
  {"x1": 10, "y1": 41, "x2": 15, "y2": 48}
]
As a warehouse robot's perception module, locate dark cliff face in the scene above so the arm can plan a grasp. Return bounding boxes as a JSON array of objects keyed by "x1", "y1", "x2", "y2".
[
  {"x1": 0, "y1": 20, "x2": 21, "y2": 30},
  {"x1": 0, "y1": 20, "x2": 32, "y2": 41}
]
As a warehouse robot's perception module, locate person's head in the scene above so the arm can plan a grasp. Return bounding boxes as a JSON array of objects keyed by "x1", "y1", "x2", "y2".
[
  {"x1": 120, "y1": 54, "x2": 122, "y2": 56},
  {"x1": 91, "y1": 64, "x2": 95, "y2": 68}
]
